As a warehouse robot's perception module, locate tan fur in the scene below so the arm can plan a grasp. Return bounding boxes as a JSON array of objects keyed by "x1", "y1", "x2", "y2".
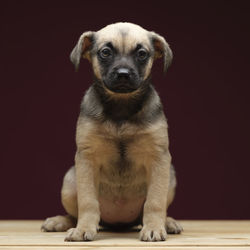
[
  {"x1": 63, "y1": 115, "x2": 176, "y2": 241},
  {"x1": 41, "y1": 22, "x2": 182, "y2": 242},
  {"x1": 143, "y1": 58, "x2": 154, "y2": 80},
  {"x1": 96, "y1": 23, "x2": 151, "y2": 54},
  {"x1": 91, "y1": 55, "x2": 102, "y2": 79},
  {"x1": 61, "y1": 167, "x2": 77, "y2": 217}
]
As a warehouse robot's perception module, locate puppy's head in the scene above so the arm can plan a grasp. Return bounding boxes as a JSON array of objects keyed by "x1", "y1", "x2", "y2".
[{"x1": 70, "y1": 22, "x2": 172, "y2": 94}]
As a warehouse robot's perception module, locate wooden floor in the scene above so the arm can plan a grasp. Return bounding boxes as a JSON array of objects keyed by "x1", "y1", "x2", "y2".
[{"x1": 0, "y1": 220, "x2": 249, "y2": 249}]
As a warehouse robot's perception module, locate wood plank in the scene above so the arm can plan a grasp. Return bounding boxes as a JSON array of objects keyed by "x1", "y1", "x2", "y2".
[
  {"x1": 0, "y1": 220, "x2": 249, "y2": 249},
  {"x1": 1, "y1": 248, "x2": 250, "y2": 250}
]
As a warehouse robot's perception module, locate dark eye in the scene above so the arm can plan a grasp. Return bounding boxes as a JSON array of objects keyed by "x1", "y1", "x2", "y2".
[
  {"x1": 100, "y1": 47, "x2": 112, "y2": 59},
  {"x1": 137, "y1": 49, "x2": 148, "y2": 60}
]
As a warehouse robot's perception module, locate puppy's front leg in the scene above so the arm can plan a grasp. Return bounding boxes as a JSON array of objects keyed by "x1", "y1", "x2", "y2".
[
  {"x1": 140, "y1": 152, "x2": 171, "y2": 241},
  {"x1": 65, "y1": 151, "x2": 100, "y2": 241}
]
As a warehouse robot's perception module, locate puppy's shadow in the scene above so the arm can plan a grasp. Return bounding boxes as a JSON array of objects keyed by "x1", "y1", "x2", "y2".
[
  {"x1": 99, "y1": 218, "x2": 142, "y2": 233},
  {"x1": 99, "y1": 225, "x2": 142, "y2": 233}
]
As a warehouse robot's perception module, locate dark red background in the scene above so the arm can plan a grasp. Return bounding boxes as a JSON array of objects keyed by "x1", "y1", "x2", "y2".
[{"x1": 1, "y1": 1, "x2": 250, "y2": 220}]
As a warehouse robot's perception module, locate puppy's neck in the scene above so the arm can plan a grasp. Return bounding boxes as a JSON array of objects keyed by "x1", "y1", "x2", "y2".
[{"x1": 92, "y1": 77, "x2": 153, "y2": 124}]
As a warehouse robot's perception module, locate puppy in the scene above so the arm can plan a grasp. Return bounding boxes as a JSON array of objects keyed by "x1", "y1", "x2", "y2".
[{"x1": 41, "y1": 22, "x2": 183, "y2": 241}]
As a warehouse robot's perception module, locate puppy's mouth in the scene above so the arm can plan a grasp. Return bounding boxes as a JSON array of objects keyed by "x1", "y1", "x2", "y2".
[{"x1": 103, "y1": 81, "x2": 139, "y2": 93}]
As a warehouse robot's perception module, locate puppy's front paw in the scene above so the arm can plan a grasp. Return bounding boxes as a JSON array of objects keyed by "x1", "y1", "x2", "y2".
[
  {"x1": 139, "y1": 225, "x2": 167, "y2": 241},
  {"x1": 64, "y1": 227, "x2": 97, "y2": 241}
]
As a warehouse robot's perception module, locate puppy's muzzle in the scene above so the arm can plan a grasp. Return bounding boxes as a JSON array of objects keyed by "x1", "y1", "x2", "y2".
[{"x1": 104, "y1": 67, "x2": 140, "y2": 93}]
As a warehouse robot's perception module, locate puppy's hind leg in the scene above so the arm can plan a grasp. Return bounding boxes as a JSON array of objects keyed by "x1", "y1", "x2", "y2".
[
  {"x1": 166, "y1": 216, "x2": 183, "y2": 234},
  {"x1": 41, "y1": 215, "x2": 76, "y2": 232},
  {"x1": 41, "y1": 167, "x2": 78, "y2": 232}
]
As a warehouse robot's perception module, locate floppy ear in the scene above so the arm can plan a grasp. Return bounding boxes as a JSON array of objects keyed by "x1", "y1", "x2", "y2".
[
  {"x1": 151, "y1": 32, "x2": 173, "y2": 72},
  {"x1": 70, "y1": 31, "x2": 95, "y2": 71}
]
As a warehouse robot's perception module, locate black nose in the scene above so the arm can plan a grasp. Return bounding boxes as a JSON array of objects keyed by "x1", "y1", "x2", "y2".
[{"x1": 116, "y1": 68, "x2": 130, "y2": 79}]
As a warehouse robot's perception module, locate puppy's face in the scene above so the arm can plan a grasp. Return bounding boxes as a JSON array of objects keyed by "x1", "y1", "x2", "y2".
[
  {"x1": 94, "y1": 40, "x2": 148, "y2": 93},
  {"x1": 70, "y1": 23, "x2": 173, "y2": 94}
]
